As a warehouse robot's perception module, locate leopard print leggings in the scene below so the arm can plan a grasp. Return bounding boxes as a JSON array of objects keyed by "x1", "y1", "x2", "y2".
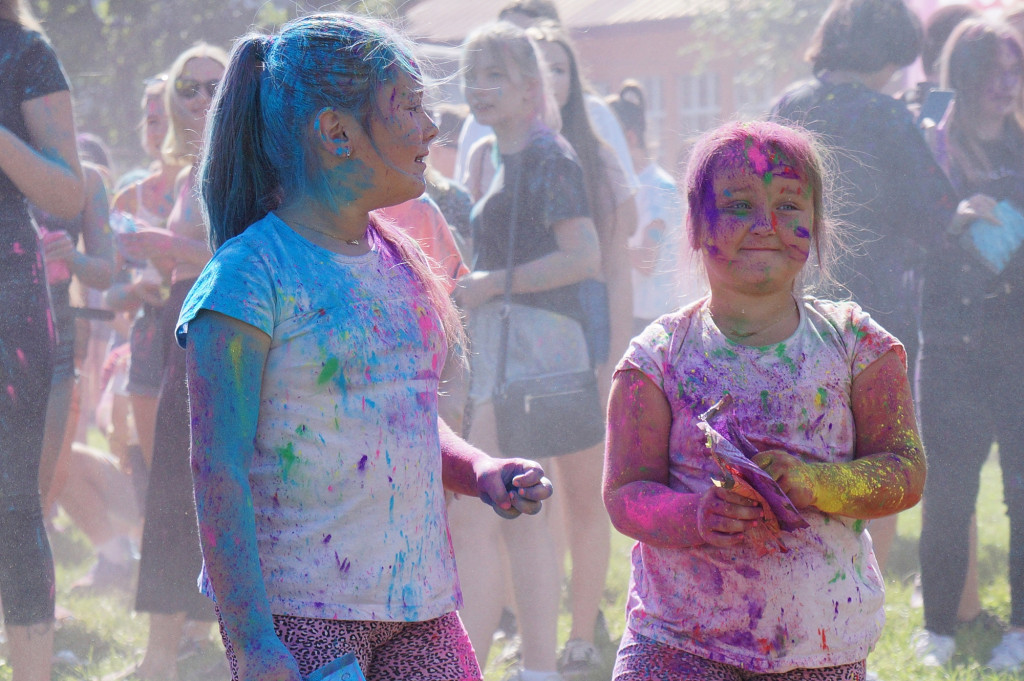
[
  {"x1": 613, "y1": 628, "x2": 867, "y2": 681},
  {"x1": 219, "y1": 610, "x2": 481, "y2": 681}
]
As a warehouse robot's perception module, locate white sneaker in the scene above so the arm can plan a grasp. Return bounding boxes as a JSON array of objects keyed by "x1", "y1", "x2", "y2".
[
  {"x1": 913, "y1": 629, "x2": 956, "y2": 667},
  {"x1": 988, "y1": 630, "x2": 1024, "y2": 671}
]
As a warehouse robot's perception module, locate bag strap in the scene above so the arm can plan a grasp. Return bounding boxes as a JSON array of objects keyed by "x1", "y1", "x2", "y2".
[{"x1": 494, "y1": 155, "x2": 523, "y2": 399}]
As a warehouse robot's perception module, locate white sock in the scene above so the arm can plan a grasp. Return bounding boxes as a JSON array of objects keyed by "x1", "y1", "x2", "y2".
[{"x1": 517, "y1": 670, "x2": 561, "y2": 681}]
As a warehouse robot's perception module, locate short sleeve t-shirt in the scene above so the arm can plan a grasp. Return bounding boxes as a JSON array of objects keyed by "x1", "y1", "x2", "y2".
[
  {"x1": 629, "y1": 162, "x2": 693, "y2": 320},
  {"x1": 375, "y1": 193, "x2": 468, "y2": 285},
  {"x1": 176, "y1": 213, "x2": 460, "y2": 622},
  {"x1": 471, "y1": 128, "x2": 591, "y2": 320},
  {"x1": 618, "y1": 297, "x2": 902, "y2": 672},
  {"x1": 0, "y1": 20, "x2": 69, "y2": 205}
]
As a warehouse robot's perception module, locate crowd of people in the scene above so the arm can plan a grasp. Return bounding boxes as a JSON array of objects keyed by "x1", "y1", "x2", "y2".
[{"x1": 2, "y1": 0, "x2": 1024, "y2": 679}]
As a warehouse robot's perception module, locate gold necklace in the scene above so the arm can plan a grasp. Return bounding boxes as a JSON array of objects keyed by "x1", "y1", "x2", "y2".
[{"x1": 289, "y1": 219, "x2": 366, "y2": 246}]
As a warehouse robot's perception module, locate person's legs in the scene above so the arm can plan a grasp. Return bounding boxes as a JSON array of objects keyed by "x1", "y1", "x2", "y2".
[
  {"x1": 448, "y1": 490, "x2": 506, "y2": 667},
  {"x1": 371, "y1": 612, "x2": 482, "y2": 681},
  {"x1": 136, "y1": 612, "x2": 187, "y2": 680},
  {"x1": 471, "y1": 405, "x2": 560, "y2": 674},
  {"x1": 993, "y1": 352, "x2": 1024, "y2": 631},
  {"x1": 38, "y1": 374, "x2": 75, "y2": 510},
  {"x1": 502, "y1": 501, "x2": 560, "y2": 673},
  {"x1": 0, "y1": 270, "x2": 56, "y2": 681},
  {"x1": 131, "y1": 393, "x2": 159, "y2": 470},
  {"x1": 450, "y1": 400, "x2": 513, "y2": 668},
  {"x1": 918, "y1": 351, "x2": 992, "y2": 638},
  {"x1": 60, "y1": 443, "x2": 138, "y2": 590},
  {"x1": 552, "y1": 444, "x2": 610, "y2": 645},
  {"x1": 957, "y1": 516, "x2": 982, "y2": 623},
  {"x1": 471, "y1": 398, "x2": 561, "y2": 674},
  {"x1": 7, "y1": 622, "x2": 55, "y2": 681}
]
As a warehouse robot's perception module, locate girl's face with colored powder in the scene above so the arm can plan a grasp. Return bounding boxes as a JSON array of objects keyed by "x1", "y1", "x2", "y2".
[
  {"x1": 463, "y1": 49, "x2": 535, "y2": 130},
  {"x1": 701, "y1": 144, "x2": 813, "y2": 294},
  {"x1": 363, "y1": 70, "x2": 438, "y2": 206}
]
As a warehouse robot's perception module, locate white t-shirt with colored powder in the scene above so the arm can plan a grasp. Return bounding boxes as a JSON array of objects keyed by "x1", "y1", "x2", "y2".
[
  {"x1": 617, "y1": 296, "x2": 902, "y2": 672},
  {"x1": 176, "y1": 212, "x2": 460, "y2": 623}
]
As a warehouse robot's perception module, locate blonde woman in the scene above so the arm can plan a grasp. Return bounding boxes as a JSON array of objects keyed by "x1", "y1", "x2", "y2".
[{"x1": 114, "y1": 42, "x2": 229, "y2": 681}]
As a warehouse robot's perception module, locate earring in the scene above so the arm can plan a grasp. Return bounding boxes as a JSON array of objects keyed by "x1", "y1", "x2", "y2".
[{"x1": 334, "y1": 145, "x2": 351, "y2": 158}]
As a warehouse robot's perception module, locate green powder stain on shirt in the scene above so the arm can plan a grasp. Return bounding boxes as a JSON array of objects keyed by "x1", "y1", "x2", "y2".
[
  {"x1": 317, "y1": 356, "x2": 340, "y2": 385},
  {"x1": 774, "y1": 343, "x2": 797, "y2": 372},
  {"x1": 276, "y1": 441, "x2": 297, "y2": 481},
  {"x1": 828, "y1": 570, "x2": 847, "y2": 584}
]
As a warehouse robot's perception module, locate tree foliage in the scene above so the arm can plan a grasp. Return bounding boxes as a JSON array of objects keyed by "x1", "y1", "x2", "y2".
[
  {"x1": 31, "y1": 0, "x2": 413, "y2": 173},
  {"x1": 686, "y1": 0, "x2": 831, "y2": 94}
]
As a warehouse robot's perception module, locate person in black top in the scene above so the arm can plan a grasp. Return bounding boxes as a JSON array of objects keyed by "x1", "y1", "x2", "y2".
[
  {"x1": 452, "y1": 21, "x2": 602, "y2": 681},
  {"x1": 916, "y1": 18, "x2": 1024, "y2": 671},
  {"x1": 0, "y1": 0, "x2": 85, "y2": 678},
  {"x1": 771, "y1": 0, "x2": 956, "y2": 371}
]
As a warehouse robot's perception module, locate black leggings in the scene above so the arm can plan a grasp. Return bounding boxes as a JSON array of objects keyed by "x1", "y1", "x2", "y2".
[
  {"x1": 0, "y1": 234, "x2": 56, "y2": 625},
  {"x1": 918, "y1": 339, "x2": 1024, "y2": 635}
]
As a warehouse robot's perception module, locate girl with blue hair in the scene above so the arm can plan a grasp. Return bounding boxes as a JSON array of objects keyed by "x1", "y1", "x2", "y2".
[{"x1": 178, "y1": 12, "x2": 553, "y2": 681}]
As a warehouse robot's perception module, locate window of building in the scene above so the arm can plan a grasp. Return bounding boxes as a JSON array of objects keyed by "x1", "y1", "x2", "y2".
[
  {"x1": 732, "y1": 70, "x2": 778, "y2": 118},
  {"x1": 676, "y1": 72, "x2": 721, "y2": 136}
]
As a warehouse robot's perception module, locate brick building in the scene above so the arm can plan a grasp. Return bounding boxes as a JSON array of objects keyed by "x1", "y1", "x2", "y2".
[{"x1": 401, "y1": 0, "x2": 809, "y2": 172}]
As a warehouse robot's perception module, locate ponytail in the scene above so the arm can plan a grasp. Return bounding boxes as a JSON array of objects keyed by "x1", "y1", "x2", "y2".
[{"x1": 199, "y1": 34, "x2": 279, "y2": 252}]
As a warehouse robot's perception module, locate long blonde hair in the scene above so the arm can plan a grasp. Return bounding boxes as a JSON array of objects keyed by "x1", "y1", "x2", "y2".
[
  {"x1": 162, "y1": 43, "x2": 229, "y2": 165},
  {"x1": 460, "y1": 22, "x2": 561, "y2": 133}
]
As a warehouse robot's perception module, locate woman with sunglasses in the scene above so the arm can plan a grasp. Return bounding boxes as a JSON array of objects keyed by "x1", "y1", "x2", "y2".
[
  {"x1": 0, "y1": 1, "x2": 84, "y2": 678},
  {"x1": 113, "y1": 43, "x2": 229, "y2": 681}
]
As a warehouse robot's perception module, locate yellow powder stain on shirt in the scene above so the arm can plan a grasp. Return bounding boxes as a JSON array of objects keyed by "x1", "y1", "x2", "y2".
[{"x1": 228, "y1": 335, "x2": 244, "y2": 388}]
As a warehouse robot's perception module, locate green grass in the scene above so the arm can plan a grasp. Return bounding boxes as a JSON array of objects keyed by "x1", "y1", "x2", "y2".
[{"x1": 2, "y1": 441, "x2": 1016, "y2": 680}]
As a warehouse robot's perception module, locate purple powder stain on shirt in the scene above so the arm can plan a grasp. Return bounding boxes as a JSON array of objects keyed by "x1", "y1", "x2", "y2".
[
  {"x1": 335, "y1": 552, "x2": 351, "y2": 573},
  {"x1": 735, "y1": 564, "x2": 761, "y2": 579},
  {"x1": 746, "y1": 599, "x2": 765, "y2": 625},
  {"x1": 322, "y1": 534, "x2": 332, "y2": 544},
  {"x1": 358, "y1": 455, "x2": 368, "y2": 471}
]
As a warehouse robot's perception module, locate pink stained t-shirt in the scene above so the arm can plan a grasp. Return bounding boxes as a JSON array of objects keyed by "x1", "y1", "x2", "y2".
[
  {"x1": 375, "y1": 194, "x2": 468, "y2": 288},
  {"x1": 617, "y1": 296, "x2": 903, "y2": 673}
]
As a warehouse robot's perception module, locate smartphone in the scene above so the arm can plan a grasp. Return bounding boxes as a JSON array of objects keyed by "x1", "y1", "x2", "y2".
[{"x1": 918, "y1": 88, "x2": 954, "y2": 126}]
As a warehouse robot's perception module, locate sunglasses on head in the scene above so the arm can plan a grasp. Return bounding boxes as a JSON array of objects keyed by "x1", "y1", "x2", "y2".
[{"x1": 174, "y1": 78, "x2": 219, "y2": 100}]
